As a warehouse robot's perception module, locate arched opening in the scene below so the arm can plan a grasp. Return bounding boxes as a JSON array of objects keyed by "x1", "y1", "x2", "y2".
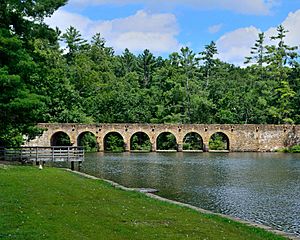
[
  {"x1": 130, "y1": 132, "x2": 151, "y2": 151},
  {"x1": 209, "y1": 132, "x2": 230, "y2": 151},
  {"x1": 183, "y1": 132, "x2": 203, "y2": 150},
  {"x1": 104, "y1": 132, "x2": 125, "y2": 152},
  {"x1": 77, "y1": 132, "x2": 98, "y2": 152},
  {"x1": 50, "y1": 131, "x2": 72, "y2": 146},
  {"x1": 157, "y1": 132, "x2": 177, "y2": 151}
]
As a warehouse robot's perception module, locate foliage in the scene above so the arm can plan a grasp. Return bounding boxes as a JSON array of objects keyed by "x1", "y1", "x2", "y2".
[
  {"x1": 200, "y1": 41, "x2": 218, "y2": 88},
  {"x1": 157, "y1": 133, "x2": 177, "y2": 150},
  {"x1": 105, "y1": 133, "x2": 125, "y2": 152},
  {"x1": 289, "y1": 144, "x2": 300, "y2": 153},
  {"x1": 183, "y1": 133, "x2": 203, "y2": 150},
  {"x1": 51, "y1": 132, "x2": 71, "y2": 146},
  {"x1": 277, "y1": 144, "x2": 300, "y2": 153},
  {"x1": 0, "y1": 67, "x2": 43, "y2": 146},
  {"x1": 209, "y1": 133, "x2": 228, "y2": 150},
  {"x1": 0, "y1": 0, "x2": 67, "y2": 146},
  {"x1": 131, "y1": 134, "x2": 151, "y2": 151},
  {"x1": 244, "y1": 32, "x2": 266, "y2": 66},
  {"x1": 78, "y1": 132, "x2": 98, "y2": 152}
]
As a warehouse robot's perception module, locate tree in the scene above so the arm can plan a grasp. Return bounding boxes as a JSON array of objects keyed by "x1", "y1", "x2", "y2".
[
  {"x1": 118, "y1": 48, "x2": 137, "y2": 76},
  {"x1": 199, "y1": 41, "x2": 218, "y2": 88},
  {"x1": 266, "y1": 25, "x2": 298, "y2": 68},
  {"x1": 0, "y1": 68, "x2": 43, "y2": 146},
  {"x1": 137, "y1": 49, "x2": 157, "y2": 88},
  {"x1": 61, "y1": 26, "x2": 88, "y2": 62},
  {"x1": 273, "y1": 80, "x2": 296, "y2": 123},
  {"x1": 178, "y1": 47, "x2": 200, "y2": 123},
  {"x1": 31, "y1": 37, "x2": 92, "y2": 124},
  {"x1": 245, "y1": 32, "x2": 266, "y2": 67},
  {"x1": 0, "y1": 28, "x2": 43, "y2": 146},
  {"x1": 0, "y1": 0, "x2": 67, "y2": 146},
  {"x1": 265, "y1": 25, "x2": 298, "y2": 123}
]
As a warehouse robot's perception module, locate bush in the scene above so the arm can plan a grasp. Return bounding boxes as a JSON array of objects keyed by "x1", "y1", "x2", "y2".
[
  {"x1": 131, "y1": 134, "x2": 151, "y2": 151},
  {"x1": 183, "y1": 143, "x2": 192, "y2": 150},
  {"x1": 183, "y1": 133, "x2": 203, "y2": 150},
  {"x1": 276, "y1": 144, "x2": 300, "y2": 153},
  {"x1": 105, "y1": 134, "x2": 124, "y2": 152},
  {"x1": 80, "y1": 133, "x2": 98, "y2": 152},
  {"x1": 157, "y1": 133, "x2": 177, "y2": 150},
  {"x1": 209, "y1": 134, "x2": 227, "y2": 150},
  {"x1": 289, "y1": 144, "x2": 300, "y2": 153}
]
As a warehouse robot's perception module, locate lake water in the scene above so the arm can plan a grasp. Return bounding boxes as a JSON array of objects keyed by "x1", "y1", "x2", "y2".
[{"x1": 82, "y1": 152, "x2": 300, "y2": 236}]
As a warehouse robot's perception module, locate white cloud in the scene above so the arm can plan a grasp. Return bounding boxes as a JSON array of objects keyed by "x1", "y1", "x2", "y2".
[
  {"x1": 45, "y1": 10, "x2": 93, "y2": 35},
  {"x1": 216, "y1": 9, "x2": 300, "y2": 66},
  {"x1": 69, "y1": 0, "x2": 274, "y2": 15},
  {"x1": 45, "y1": 9, "x2": 181, "y2": 54},
  {"x1": 208, "y1": 24, "x2": 223, "y2": 34},
  {"x1": 216, "y1": 26, "x2": 261, "y2": 66},
  {"x1": 278, "y1": 9, "x2": 300, "y2": 46}
]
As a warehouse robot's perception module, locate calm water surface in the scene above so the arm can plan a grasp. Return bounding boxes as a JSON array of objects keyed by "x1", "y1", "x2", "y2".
[{"x1": 82, "y1": 152, "x2": 300, "y2": 236}]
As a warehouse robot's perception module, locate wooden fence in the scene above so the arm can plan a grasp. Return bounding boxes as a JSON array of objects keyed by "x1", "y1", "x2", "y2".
[{"x1": 0, "y1": 146, "x2": 84, "y2": 163}]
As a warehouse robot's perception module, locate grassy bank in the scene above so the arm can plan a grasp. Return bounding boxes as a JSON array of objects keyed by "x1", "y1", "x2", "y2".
[{"x1": 0, "y1": 165, "x2": 287, "y2": 240}]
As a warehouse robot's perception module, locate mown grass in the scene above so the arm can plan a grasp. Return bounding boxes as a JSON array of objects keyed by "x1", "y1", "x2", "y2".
[{"x1": 0, "y1": 165, "x2": 287, "y2": 240}]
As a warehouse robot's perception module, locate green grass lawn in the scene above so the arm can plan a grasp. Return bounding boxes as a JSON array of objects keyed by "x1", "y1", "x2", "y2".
[{"x1": 0, "y1": 165, "x2": 287, "y2": 240}]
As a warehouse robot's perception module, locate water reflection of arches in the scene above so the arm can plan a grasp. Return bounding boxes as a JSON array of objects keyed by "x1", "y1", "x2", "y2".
[
  {"x1": 130, "y1": 132, "x2": 151, "y2": 151},
  {"x1": 209, "y1": 132, "x2": 230, "y2": 151},
  {"x1": 77, "y1": 131, "x2": 98, "y2": 151},
  {"x1": 104, "y1": 132, "x2": 125, "y2": 152},
  {"x1": 50, "y1": 131, "x2": 71, "y2": 146},
  {"x1": 156, "y1": 132, "x2": 177, "y2": 150},
  {"x1": 183, "y1": 132, "x2": 203, "y2": 151}
]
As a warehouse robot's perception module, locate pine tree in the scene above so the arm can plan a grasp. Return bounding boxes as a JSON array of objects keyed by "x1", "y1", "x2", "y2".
[
  {"x1": 245, "y1": 32, "x2": 266, "y2": 67},
  {"x1": 199, "y1": 41, "x2": 218, "y2": 88}
]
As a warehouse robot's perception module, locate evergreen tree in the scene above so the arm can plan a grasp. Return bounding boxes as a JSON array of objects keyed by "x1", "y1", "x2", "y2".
[
  {"x1": 265, "y1": 25, "x2": 298, "y2": 123},
  {"x1": 137, "y1": 49, "x2": 157, "y2": 88},
  {"x1": 199, "y1": 41, "x2": 218, "y2": 88},
  {"x1": 61, "y1": 26, "x2": 88, "y2": 62},
  {"x1": 245, "y1": 32, "x2": 266, "y2": 67}
]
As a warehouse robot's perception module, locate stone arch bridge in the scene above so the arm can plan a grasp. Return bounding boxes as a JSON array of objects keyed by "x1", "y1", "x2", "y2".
[{"x1": 25, "y1": 123, "x2": 300, "y2": 152}]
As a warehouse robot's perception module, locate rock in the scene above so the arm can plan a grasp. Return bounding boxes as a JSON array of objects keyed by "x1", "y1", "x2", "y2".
[{"x1": 135, "y1": 188, "x2": 158, "y2": 193}]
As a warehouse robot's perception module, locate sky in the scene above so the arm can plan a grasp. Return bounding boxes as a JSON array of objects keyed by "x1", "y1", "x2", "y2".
[{"x1": 45, "y1": 0, "x2": 300, "y2": 66}]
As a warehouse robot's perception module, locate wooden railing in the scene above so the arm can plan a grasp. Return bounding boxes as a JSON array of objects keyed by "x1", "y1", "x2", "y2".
[{"x1": 0, "y1": 146, "x2": 84, "y2": 163}]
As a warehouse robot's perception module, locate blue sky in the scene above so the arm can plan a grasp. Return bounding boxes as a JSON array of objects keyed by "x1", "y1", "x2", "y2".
[{"x1": 46, "y1": 0, "x2": 300, "y2": 65}]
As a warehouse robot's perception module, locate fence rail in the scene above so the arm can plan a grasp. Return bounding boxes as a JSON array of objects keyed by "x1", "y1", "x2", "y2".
[{"x1": 0, "y1": 146, "x2": 84, "y2": 163}]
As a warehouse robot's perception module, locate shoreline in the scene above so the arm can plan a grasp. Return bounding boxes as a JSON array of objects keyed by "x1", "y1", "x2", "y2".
[{"x1": 66, "y1": 169, "x2": 300, "y2": 240}]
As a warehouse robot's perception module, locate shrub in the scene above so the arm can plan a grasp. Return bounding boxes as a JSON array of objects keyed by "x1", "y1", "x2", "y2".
[{"x1": 209, "y1": 134, "x2": 226, "y2": 150}]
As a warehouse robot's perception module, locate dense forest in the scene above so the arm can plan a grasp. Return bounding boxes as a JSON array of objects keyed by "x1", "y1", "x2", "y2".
[{"x1": 1, "y1": 0, "x2": 300, "y2": 147}]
